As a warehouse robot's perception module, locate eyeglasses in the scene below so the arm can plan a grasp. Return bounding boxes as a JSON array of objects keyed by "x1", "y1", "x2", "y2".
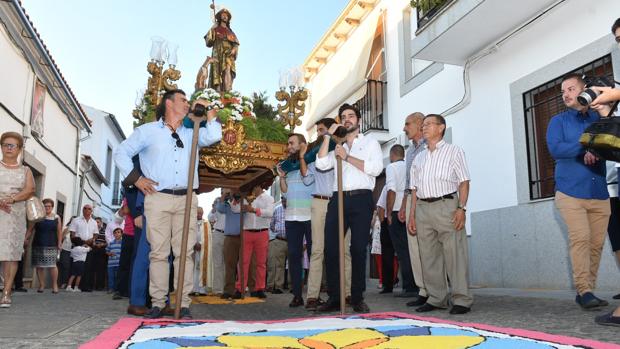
[
  {"x1": 1, "y1": 143, "x2": 18, "y2": 150},
  {"x1": 171, "y1": 132, "x2": 184, "y2": 148}
]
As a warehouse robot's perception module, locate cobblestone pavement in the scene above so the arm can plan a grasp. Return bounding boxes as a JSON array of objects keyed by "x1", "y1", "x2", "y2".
[{"x1": 0, "y1": 283, "x2": 619, "y2": 348}]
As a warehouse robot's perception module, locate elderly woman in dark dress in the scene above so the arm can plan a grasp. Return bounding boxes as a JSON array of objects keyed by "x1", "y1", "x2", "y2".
[{"x1": 25, "y1": 198, "x2": 62, "y2": 293}]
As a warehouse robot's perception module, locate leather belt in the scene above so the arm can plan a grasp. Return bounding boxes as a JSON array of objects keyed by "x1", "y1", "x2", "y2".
[
  {"x1": 419, "y1": 192, "x2": 456, "y2": 203},
  {"x1": 275, "y1": 236, "x2": 287, "y2": 241},
  {"x1": 312, "y1": 195, "x2": 331, "y2": 200},
  {"x1": 214, "y1": 229, "x2": 224, "y2": 233},
  {"x1": 334, "y1": 189, "x2": 371, "y2": 197},
  {"x1": 159, "y1": 188, "x2": 197, "y2": 196},
  {"x1": 246, "y1": 228, "x2": 268, "y2": 232}
]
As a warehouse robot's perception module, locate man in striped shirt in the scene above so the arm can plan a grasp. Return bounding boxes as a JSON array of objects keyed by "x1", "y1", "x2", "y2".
[
  {"x1": 277, "y1": 134, "x2": 314, "y2": 307},
  {"x1": 407, "y1": 114, "x2": 473, "y2": 315}
]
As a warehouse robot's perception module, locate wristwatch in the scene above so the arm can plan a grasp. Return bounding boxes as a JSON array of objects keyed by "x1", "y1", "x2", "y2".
[{"x1": 457, "y1": 204, "x2": 467, "y2": 212}]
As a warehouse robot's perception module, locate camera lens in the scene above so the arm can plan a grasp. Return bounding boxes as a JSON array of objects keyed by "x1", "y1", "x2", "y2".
[
  {"x1": 577, "y1": 89, "x2": 598, "y2": 106},
  {"x1": 193, "y1": 104, "x2": 206, "y2": 117}
]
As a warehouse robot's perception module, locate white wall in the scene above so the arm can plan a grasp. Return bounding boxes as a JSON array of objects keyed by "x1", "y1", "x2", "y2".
[
  {"x1": 383, "y1": 0, "x2": 620, "y2": 215},
  {"x1": 0, "y1": 22, "x2": 80, "y2": 224}
]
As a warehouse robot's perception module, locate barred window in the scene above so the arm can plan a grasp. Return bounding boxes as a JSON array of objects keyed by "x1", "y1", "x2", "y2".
[{"x1": 523, "y1": 55, "x2": 614, "y2": 200}]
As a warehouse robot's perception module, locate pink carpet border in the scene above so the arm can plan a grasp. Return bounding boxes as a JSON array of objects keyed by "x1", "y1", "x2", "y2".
[{"x1": 81, "y1": 311, "x2": 620, "y2": 349}]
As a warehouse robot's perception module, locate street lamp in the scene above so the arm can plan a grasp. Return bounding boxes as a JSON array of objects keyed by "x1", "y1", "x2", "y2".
[
  {"x1": 275, "y1": 67, "x2": 308, "y2": 132},
  {"x1": 133, "y1": 37, "x2": 181, "y2": 124}
]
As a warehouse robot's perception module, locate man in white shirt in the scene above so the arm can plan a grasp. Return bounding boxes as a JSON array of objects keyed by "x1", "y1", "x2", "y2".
[
  {"x1": 316, "y1": 103, "x2": 383, "y2": 313},
  {"x1": 236, "y1": 184, "x2": 274, "y2": 299},
  {"x1": 386, "y1": 144, "x2": 417, "y2": 298},
  {"x1": 408, "y1": 114, "x2": 472, "y2": 315},
  {"x1": 209, "y1": 198, "x2": 226, "y2": 295},
  {"x1": 69, "y1": 204, "x2": 99, "y2": 292}
]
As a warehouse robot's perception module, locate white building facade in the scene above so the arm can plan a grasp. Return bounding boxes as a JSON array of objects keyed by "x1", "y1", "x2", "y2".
[
  {"x1": 302, "y1": 0, "x2": 620, "y2": 290},
  {"x1": 0, "y1": 1, "x2": 91, "y2": 223},
  {"x1": 81, "y1": 105, "x2": 126, "y2": 223}
]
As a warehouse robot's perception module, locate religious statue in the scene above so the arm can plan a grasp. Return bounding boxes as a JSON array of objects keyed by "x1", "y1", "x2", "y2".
[{"x1": 204, "y1": 8, "x2": 239, "y2": 93}]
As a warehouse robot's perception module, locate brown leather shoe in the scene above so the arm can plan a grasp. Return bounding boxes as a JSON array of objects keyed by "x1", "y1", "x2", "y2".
[
  {"x1": 305, "y1": 298, "x2": 324, "y2": 310},
  {"x1": 127, "y1": 305, "x2": 149, "y2": 316}
]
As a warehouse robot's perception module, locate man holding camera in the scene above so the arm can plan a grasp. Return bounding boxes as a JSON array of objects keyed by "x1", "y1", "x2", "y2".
[
  {"x1": 546, "y1": 74, "x2": 610, "y2": 310},
  {"x1": 115, "y1": 89, "x2": 222, "y2": 319},
  {"x1": 316, "y1": 103, "x2": 383, "y2": 313}
]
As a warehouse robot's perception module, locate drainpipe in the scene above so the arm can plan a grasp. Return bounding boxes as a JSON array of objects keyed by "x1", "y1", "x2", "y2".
[{"x1": 76, "y1": 158, "x2": 94, "y2": 216}]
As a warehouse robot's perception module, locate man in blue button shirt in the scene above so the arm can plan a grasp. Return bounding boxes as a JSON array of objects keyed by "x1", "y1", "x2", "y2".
[
  {"x1": 115, "y1": 89, "x2": 222, "y2": 319},
  {"x1": 546, "y1": 73, "x2": 610, "y2": 310}
]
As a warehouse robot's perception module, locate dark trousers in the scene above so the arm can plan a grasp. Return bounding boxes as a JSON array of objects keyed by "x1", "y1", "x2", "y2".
[
  {"x1": 380, "y1": 219, "x2": 395, "y2": 290},
  {"x1": 285, "y1": 220, "x2": 312, "y2": 298},
  {"x1": 388, "y1": 211, "x2": 417, "y2": 293},
  {"x1": 324, "y1": 190, "x2": 373, "y2": 305},
  {"x1": 223, "y1": 236, "x2": 241, "y2": 295},
  {"x1": 79, "y1": 251, "x2": 94, "y2": 291},
  {"x1": 58, "y1": 249, "x2": 72, "y2": 286},
  {"x1": 608, "y1": 196, "x2": 620, "y2": 252},
  {"x1": 14, "y1": 258, "x2": 24, "y2": 289},
  {"x1": 130, "y1": 224, "x2": 150, "y2": 306},
  {"x1": 116, "y1": 234, "x2": 135, "y2": 297},
  {"x1": 91, "y1": 247, "x2": 107, "y2": 290}
]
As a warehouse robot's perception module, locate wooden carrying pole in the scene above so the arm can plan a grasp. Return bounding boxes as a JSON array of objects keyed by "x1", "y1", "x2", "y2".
[
  {"x1": 337, "y1": 157, "x2": 346, "y2": 315},
  {"x1": 239, "y1": 193, "x2": 245, "y2": 299},
  {"x1": 174, "y1": 117, "x2": 202, "y2": 319}
]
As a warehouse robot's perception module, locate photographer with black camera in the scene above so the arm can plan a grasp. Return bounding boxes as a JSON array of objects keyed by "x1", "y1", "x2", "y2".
[{"x1": 546, "y1": 73, "x2": 611, "y2": 311}]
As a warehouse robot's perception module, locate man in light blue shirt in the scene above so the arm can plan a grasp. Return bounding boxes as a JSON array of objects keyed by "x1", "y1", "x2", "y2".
[{"x1": 114, "y1": 89, "x2": 221, "y2": 319}]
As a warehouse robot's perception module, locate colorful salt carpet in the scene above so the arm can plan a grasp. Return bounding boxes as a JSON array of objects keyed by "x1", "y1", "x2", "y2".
[{"x1": 82, "y1": 312, "x2": 620, "y2": 349}]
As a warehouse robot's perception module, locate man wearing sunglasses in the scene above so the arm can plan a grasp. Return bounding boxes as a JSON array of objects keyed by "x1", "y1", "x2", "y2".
[{"x1": 115, "y1": 89, "x2": 222, "y2": 319}]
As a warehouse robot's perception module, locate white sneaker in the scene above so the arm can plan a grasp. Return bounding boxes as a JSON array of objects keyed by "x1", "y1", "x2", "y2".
[
  {"x1": 73, "y1": 288, "x2": 81, "y2": 293},
  {"x1": 66, "y1": 286, "x2": 73, "y2": 292}
]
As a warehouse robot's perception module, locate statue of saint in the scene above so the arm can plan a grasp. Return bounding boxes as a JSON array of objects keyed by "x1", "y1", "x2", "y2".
[{"x1": 204, "y1": 8, "x2": 239, "y2": 93}]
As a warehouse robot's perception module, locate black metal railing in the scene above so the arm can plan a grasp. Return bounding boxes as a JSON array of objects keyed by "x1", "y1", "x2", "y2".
[
  {"x1": 356, "y1": 80, "x2": 387, "y2": 134},
  {"x1": 523, "y1": 55, "x2": 613, "y2": 200},
  {"x1": 415, "y1": 0, "x2": 451, "y2": 29}
]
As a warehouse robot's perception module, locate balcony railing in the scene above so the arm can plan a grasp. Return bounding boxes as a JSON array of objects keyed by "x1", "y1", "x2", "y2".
[
  {"x1": 414, "y1": 0, "x2": 451, "y2": 29},
  {"x1": 111, "y1": 180, "x2": 122, "y2": 206},
  {"x1": 356, "y1": 80, "x2": 387, "y2": 134}
]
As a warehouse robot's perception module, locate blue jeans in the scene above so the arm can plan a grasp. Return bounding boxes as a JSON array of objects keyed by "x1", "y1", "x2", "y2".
[
  {"x1": 129, "y1": 217, "x2": 150, "y2": 306},
  {"x1": 107, "y1": 266, "x2": 119, "y2": 291}
]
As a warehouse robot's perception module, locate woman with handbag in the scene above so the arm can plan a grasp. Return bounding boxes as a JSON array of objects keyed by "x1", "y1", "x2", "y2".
[
  {"x1": 0, "y1": 132, "x2": 35, "y2": 308},
  {"x1": 25, "y1": 198, "x2": 62, "y2": 293}
]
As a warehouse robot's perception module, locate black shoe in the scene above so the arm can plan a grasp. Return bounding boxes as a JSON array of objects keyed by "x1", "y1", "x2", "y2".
[
  {"x1": 112, "y1": 292, "x2": 123, "y2": 300},
  {"x1": 143, "y1": 306, "x2": 163, "y2": 319},
  {"x1": 595, "y1": 312, "x2": 620, "y2": 327},
  {"x1": 316, "y1": 301, "x2": 340, "y2": 312},
  {"x1": 351, "y1": 301, "x2": 370, "y2": 313},
  {"x1": 232, "y1": 290, "x2": 242, "y2": 299},
  {"x1": 577, "y1": 292, "x2": 605, "y2": 310},
  {"x1": 272, "y1": 288, "x2": 283, "y2": 294},
  {"x1": 179, "y1": 307, "x2": 192, "y2": 320},
  {"x1": 613, "y1": 293, "x2": 620, "y2": 300},
  {"x1": 406, "y1": 296, "x2": 428, "y2": 307},
  {"x1": 13, "y1": 287, "x2": 27, "y2": 293},
  {"x1": 251, "y1": 291, "x2": 267, "y2": 299},
  {"x1": 188, "y1": 292, "x2": 200, "y2": 296},
  {"x1": 379, "y1": 288, "x2": 393, "y2": 294},
  {"x1": 289, "y1": 296, "x2": 304, "y2": 307},
  {"x1": 593, "y1": 295, "x2": 609, "y2": 307},
  {"x1": 80, "y1": 289, "x2": 92, "y2": 293},
  {"x1": 394, "y1": 290, "x2": 418, "y2": 298},
  {"x1": 449, "y1": 305, "x2": 471, "y2": 315},
  {"x1": 416, "y1": 303, "x2": 440, "y2": 313},
  {"x1": 220, "y1": 293, "x2": 232, "y2": 299}
]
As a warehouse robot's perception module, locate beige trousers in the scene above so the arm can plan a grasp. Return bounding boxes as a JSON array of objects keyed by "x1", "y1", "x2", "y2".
[
  {"x1": 555, "y1": 191, "x2": 610, "y2": 295},
  {"x1": 307, "y1": 198, "x2": 351, "y2": 299},
  {"x1": 416, "y1": 197, "x2": 473, "y2": 308},
  {"x1": 266, "y1": 238, "x2": 287, "y2": 290},
  {"x1": 144, "y1": 192, "x2": 197, "y2": 308},
  {"x1": 405, "y1": 197, "x2": 427, "y2": 297}
]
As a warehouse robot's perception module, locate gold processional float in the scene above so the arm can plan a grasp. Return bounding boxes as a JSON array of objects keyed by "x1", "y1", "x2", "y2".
[{"x1": 131, "y1": 5, "x2": 308, "y2": 196}]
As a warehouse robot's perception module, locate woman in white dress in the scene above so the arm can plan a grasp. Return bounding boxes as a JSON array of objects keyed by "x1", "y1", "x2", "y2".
[{"x1": 0, "y1": 132, "x2": 35, "y2": 308}]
